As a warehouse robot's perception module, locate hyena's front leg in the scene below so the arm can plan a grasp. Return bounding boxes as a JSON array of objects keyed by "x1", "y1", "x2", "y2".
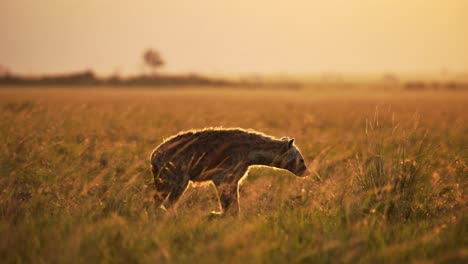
[
  {"x1": 213, "y1": 170, "x2": 247, "y2": 215},
  {"x1": 215, "y1": 182, "x2": 240, "y2": 215}
]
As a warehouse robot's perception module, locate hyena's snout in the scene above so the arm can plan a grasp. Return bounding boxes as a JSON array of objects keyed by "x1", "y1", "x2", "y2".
[
  {"x1": 290, "y1": 160, "x2": 310, "y2": 177},
  {"x1": 294, "y1": 156, "x2": 311, "y2": 177},
  {"x1": 297, "y1": 164, "x2": 310, "y2": 177}
]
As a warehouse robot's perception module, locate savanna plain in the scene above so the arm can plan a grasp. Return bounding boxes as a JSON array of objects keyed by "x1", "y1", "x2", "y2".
[{"x1": 0, "y1": 86, "x2": 466, "y2": 263}]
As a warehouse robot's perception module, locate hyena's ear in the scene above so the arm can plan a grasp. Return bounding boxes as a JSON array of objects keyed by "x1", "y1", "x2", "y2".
[
  {"x1": 281, "y1": 137, "x2": 289, "y2": 141},
  {"x1": 288, "y1": 138, "x2": 295, "y2": 149}
]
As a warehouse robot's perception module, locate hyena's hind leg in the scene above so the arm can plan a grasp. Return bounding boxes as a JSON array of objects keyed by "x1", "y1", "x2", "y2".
[
  {"x1": 153, "y1": 172, "x2": 190, "y2": 211},
  {"x1": 153, "y1": 177, "x2": 171, "y2": 210},
  {"x1": 165, "y1": 176, "x2": 190, "y2": 210}
]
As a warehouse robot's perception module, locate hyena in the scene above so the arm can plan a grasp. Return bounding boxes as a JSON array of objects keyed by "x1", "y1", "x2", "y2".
[{"x1": 150, "y1": 128, "x2": 309, "y2": 215}]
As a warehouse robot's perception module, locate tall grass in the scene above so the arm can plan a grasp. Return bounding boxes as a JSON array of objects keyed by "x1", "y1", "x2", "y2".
[{"x1": 0, "y1": 88, "x2": 466, "y2": 263}]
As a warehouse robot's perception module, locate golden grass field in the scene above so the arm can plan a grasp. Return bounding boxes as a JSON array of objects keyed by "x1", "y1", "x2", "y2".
[{"x1": 0, "y1": 86, "x2": 466, "y2": 263}]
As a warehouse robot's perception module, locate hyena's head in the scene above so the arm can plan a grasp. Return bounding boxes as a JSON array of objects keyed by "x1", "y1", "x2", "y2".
[{"x1": 277, "y1": 138, "x2": 310, "y2": 177}]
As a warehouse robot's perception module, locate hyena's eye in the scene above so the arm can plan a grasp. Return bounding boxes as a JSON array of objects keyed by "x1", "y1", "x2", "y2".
[{"x1": 300, "y1": 159, "x2": 304, "y2": 163}]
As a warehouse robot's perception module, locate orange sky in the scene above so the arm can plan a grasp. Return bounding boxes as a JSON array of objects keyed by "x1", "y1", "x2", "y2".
[{"x1": 1, "y1": 0, "x2": 467, "y2": 75}]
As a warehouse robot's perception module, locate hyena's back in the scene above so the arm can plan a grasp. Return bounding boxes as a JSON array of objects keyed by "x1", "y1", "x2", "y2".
[{"x1": 151, "y1": 128, "x2": 279, "y2": 182}]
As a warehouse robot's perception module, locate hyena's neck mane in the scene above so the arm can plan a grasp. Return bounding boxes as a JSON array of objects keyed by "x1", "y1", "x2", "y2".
[
  {"x1": 246, "y1": 142, "x2": 287, "y2": 167},
  {"x1": 219, "y1": 129, "x2": 287, "y2": 167}
]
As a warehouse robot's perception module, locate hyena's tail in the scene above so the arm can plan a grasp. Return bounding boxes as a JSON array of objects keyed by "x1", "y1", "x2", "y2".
[
  {"x1": 151, "y1": 163, "x2": 159, "y2": 180},
  {"x1": 150, "y1": 150, "x2": 160, "y2": 181}
]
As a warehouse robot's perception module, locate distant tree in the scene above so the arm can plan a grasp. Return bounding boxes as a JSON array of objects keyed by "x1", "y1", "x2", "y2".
[
  {"x1": 382, "y1": 73, "x2": 399, "y2": 84},
  {"x1": 143, "y1": 49, "x2": 164, "y2": 74}
]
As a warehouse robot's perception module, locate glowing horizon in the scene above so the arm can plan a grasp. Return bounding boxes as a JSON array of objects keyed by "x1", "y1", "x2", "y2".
[{"x1": 1, "y1": 0, "x2": 467, "y2": 75}]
